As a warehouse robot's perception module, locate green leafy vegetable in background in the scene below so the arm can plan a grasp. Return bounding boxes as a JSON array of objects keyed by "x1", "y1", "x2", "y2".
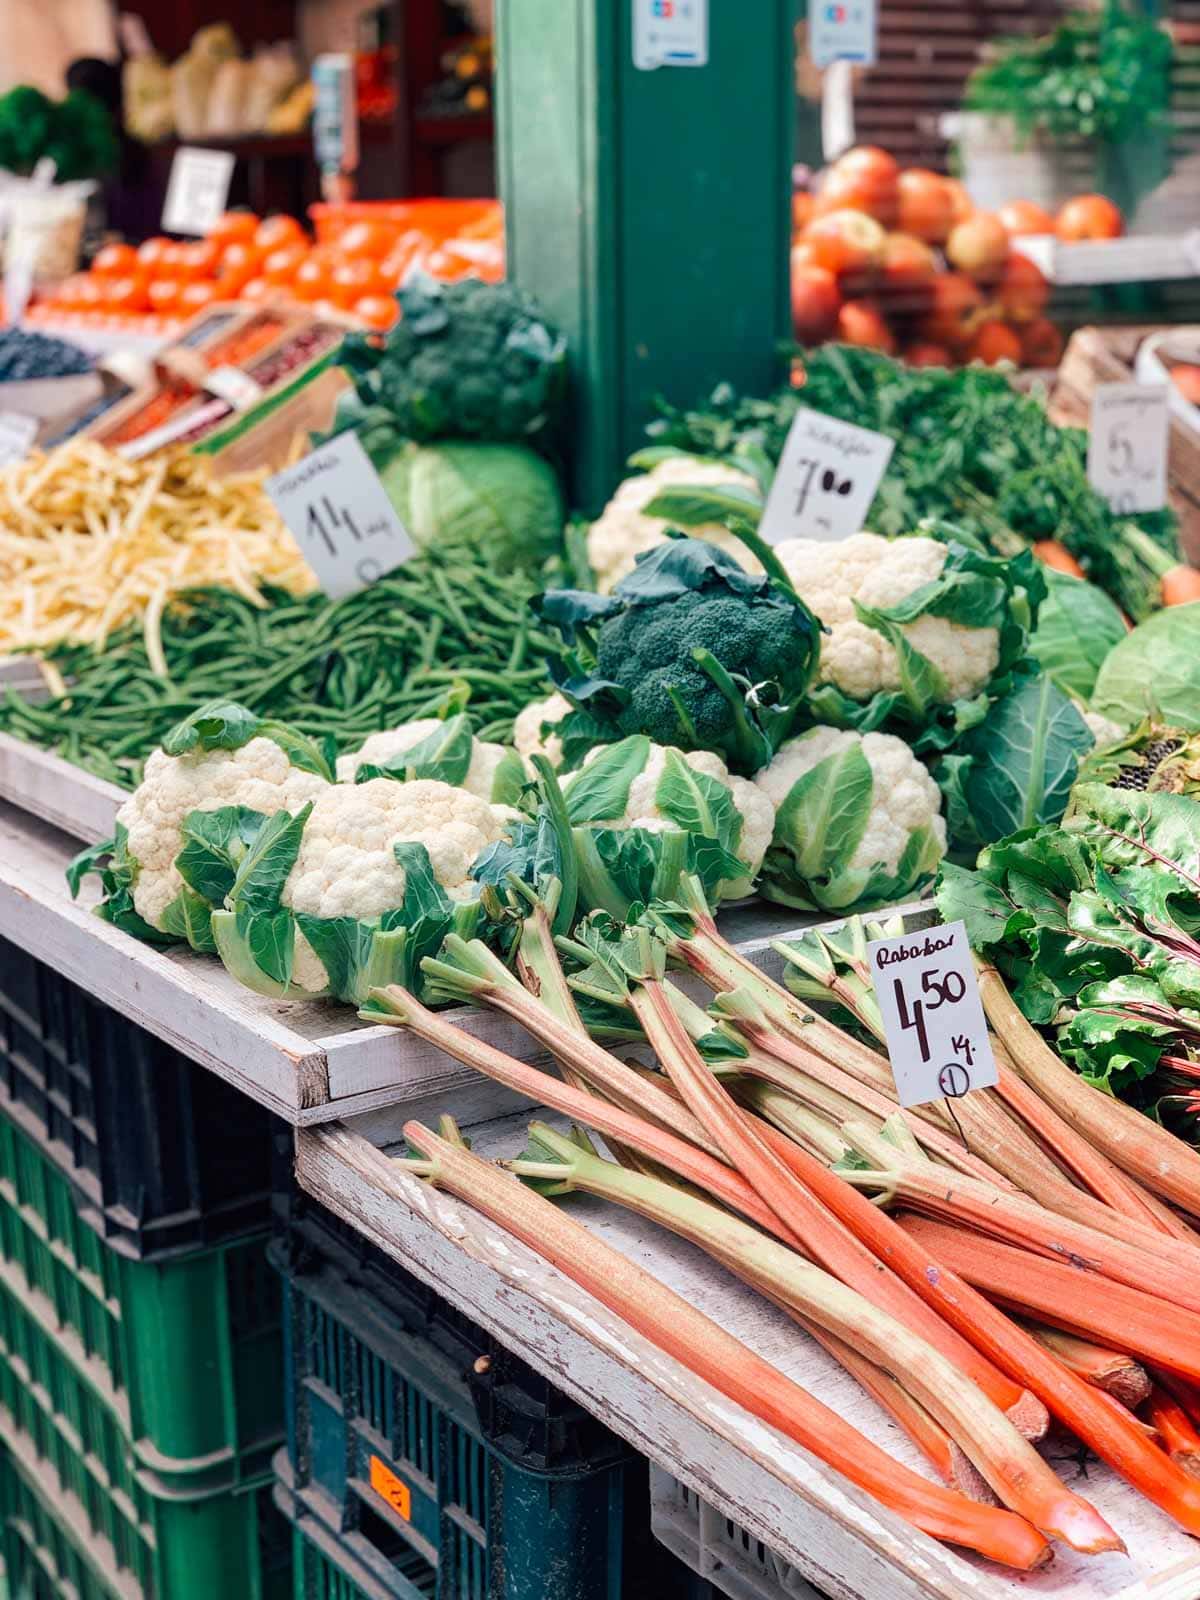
[
  {"x1": 1028, "y1": 569, "x2": 1128, "y2": 702},
  {"x1": 1091, "y1": 603, "x2": 1200, "y2": 733},
  {"x1": 0, "y1": 85, "x2": 117, "y2": 181},
  {"x1": 935, "y1": 667, "x2": 1098, "y2": 849}
]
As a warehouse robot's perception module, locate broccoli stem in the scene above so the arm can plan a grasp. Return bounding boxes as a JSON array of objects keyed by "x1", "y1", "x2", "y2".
[{"x1": 691, "y1": 648, "x2": 771, "y2": 773}]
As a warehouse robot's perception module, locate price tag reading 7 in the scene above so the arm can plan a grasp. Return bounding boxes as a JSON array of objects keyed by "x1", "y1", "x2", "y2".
[
  {"x1": 266, "y1": 433, "x2": 417, "y2": 599},
  {"x1": 867, "y1": 920, "x2": 997, "y2": 1110}
]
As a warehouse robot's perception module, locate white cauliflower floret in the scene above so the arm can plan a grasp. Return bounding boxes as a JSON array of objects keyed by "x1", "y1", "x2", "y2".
[
  {"x1": 117, "y1": 738, "x2": 329, "y2": 931},
  {"x1": 774, "y1": 532, "x2": 1001, "y2": 704},
  {"x1": 587, "y1": 457, "x2": 763, "y2": 593},
  {"x1": 513, "y1": 692, "x2": 572, "y2": 769},
  {"x1": 337, "y1": 720, "x2": 514, "y2": 800},
  {"x1": 756, "y1": 726, "x2": 946, "y2": 884},
  {"x1": 568, "y1": 742, "x2": 775, "y2": 898}
]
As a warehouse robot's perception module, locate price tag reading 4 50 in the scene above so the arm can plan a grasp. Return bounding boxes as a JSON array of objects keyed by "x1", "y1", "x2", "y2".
[
  {"x1": 867, "y1": 920, "x2": 997, "y2": 1109},
  {"x1": 266, "y1": 433, "x2": 417, "y2": 600}
]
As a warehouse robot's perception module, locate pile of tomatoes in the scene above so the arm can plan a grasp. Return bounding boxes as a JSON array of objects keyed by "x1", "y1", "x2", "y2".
[
  {"x1": 37, "y1": 203, "x2": 505, "y2": 333},
  {"x1": 792, "y1": 146, "x2": 1126, "y2": 370}
]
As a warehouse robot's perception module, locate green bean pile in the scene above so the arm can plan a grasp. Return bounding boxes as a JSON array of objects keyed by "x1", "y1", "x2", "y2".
[{"x1": 0, "y1": 553, "x2": 560, "y2": 788}]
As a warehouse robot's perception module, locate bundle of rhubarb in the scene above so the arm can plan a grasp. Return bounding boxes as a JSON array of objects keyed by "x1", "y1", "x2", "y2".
[{"x1": 359, "y1": 857, "x2": 1200, "y2": 1574}]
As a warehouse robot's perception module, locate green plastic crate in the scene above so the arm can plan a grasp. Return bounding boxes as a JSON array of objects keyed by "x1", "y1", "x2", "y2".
[
  {"x1": 0, "y1": 1431, "x2": 291, "y2": 1600},
  {"x1": 0, "y1": 1115, "x2": 281, "y2": 1491},
  {"x1": 284, "y1": 1507, "x2": 425, "y2": 1600}
]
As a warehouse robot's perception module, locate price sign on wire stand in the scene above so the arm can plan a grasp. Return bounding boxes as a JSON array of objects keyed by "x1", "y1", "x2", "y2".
[
  {"x1": 759, "y1": 406, "x2": 894, "y2": 543},
  {"x1": 632, "y1": 0, "x2": 708, "y2": 70},
  {"x1": 266, "y1": 433, "x2": 417, "y2": 599},
  {"x1": 162, "y1": 148, "x2": 236, "y2": 237},
  {"x1": 867, "y1": 920, "x2": 997, "y2": 1110},
  {"x1": 1088, "y1": 381, "x2": 1170, "y2": 515},
  {"x1": 810, "y1": 0, "x2": 878, "y2": 66}
]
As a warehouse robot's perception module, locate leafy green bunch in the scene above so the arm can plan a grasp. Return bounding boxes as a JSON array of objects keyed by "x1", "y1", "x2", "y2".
[
  {"x1": 534, "y1": 537, "x2": 822, "y2": 776},
  {"x1": 937, "y1": 784, "x2": 1200, "y2": 1136},
  {"x1": 0, "y1": 85, "x2": 117, "y2": 181}
]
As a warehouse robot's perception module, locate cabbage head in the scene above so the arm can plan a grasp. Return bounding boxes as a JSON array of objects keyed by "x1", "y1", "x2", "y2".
[{"x1": 1091, "y1": 602, "x2": 1200, "y2": 733}]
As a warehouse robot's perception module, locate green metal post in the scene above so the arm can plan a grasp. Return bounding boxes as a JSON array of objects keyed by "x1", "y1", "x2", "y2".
[{"x1": 496, "y1": 0, "x2": 796, "y2": 511}]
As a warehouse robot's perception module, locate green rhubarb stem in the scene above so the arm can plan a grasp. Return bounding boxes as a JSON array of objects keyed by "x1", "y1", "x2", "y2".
[
  {"x1": 513, "y1": 1124, "x2": 1099, "y2": 1544},
  {"x1": 626, "y1": 975, "x2": 1043, "y2": 1437},
  {"x1": 979, "y1": 963, "x2": 1200, "y2": 1219},
  {"x1": 400, "y1": 1121, "x2": 1053, "y2": 1572}
]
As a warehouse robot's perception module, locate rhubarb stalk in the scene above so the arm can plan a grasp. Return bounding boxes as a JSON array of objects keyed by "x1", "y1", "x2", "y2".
[
  {"x1": 1023, "y1": 1327, "x2": 1150, "y2": 1409},
  {"x1": 400, "y1": 1120, "x2": 1053, "y2": 1571}
]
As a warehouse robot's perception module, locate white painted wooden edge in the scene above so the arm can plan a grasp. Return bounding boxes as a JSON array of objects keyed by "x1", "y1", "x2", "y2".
[
  {"x1": 294, "y1": 1120, "x2": 976, "y2": 1600},
  {"x1": 0, "y1": 731, "x2": 123, "y2": 844}
]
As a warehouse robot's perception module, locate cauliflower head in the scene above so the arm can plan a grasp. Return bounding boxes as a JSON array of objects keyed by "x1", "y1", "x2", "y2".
[
  {"x1": 587, "y1": 456, "x2": 763, "y2": 593},
  {"x1": 117, "y1": 738, "x2": 329, "y2": 931},
  {"x1": 564, "y1": 736, "x2": 775, "y2": 901},
  {"x1": 512, "y1": 691, "x2": 572, "y2": 769},
  {"x1": 337, "y1": 715, "x2": 525, "y2": 803},
  {"x1": 754, "y1": 725, "x2": 946, "y2": 912},
  {"x1": 775, "y1": 533, "x2": 1001, "y2": 706}
]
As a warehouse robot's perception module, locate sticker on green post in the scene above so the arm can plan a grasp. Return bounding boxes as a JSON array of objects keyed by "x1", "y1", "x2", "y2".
[{"x1": 633, "y1": 0, "x2": 708, "y2": 70}]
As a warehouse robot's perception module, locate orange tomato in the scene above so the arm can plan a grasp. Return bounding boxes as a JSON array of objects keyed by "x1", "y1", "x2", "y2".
[
  {"x1": 943, "y1": 178, "x2": 974, "y2": 226},
  {"x1": 895, "y1": 170, "x2": 955, "y2": 245},
  {"x1": 255, "y1": 214, "x2": 308, "y2": 252},
  {"x1": 216, "y1": 241, "x2": 264, "y2": 292},
  {"x1": 330, "y1": 258, "x2": 387, "y2": 307},
  {"x1": 1019, "y1": 317, "x2": 1065, "y2": 368},
  {"x1": 791, "y1": 192, "x2": 815, "y2": 233},
  {"x1": 74, "y1": 277, "x2": 105, "y2": 309},
  {"x1": 92, "y1": 243, "x2": 139, "y2": 278},
  {"x1": 805, "y1": 210, "x2": 886, "y2": 275},
  {"x1": 102, "y1": 276, "x2": 149, "y2": 313},
  {"x1": 790, "y1": 239, "x2": 821, "y2": 273},
  {"x1": 946, "y1": 212, "x2": 1009, "y2": 282},
  {"x1": 310, "y1": 297, "x2": 343, "y2": 320},
  {"x1": 790, "y1": 265, "x2": 841, "y2": 344},
  {"x1": 262, "y1": 244, "x2": 308, "y2": 284},
  {"x1": 238, "y1": 276, "x2": 276, "y2": 304},
  {"x1": 816, "y1": 146, "x2": 900, "y2": 226},
  {"x1": 179, "y1": 239, "x2": 223, "y2": 278},
  {"x1": 178, "y1": 281, "x2": 221, "y2": 313},
  {"x1": 1173, "y1": 364, "x2": 1200, "y2": 406},
  {"x1": 337, "y1": 220, "x2": 398, "y2": 260},
  {"x1": 353, "y1": 294, "x2": 399, "y2": 330},
  {"x1": 997, "y1": 253, "x2": 1049, "y2": 323},
  {"x1": 146, "y1": 278, "x2": 182, "y2": 314},
  {"x1": 879, "y1": 233, "x2": 937, "y2": 295},
  {"x1": 1057, "y1": 194, "x2": 1124, "y2": 242},
  {"x1": 835, "y1": 301, "x2": 896, "y2": 354},
  {"x1": 209, "y1": 211, "x2": 261, "y2": 246},
  {"x1": 920, "y1": 272, "x2": 986, "y2": 350},
  {"x1": 292, "y1": 256, "x2": 332, "y2": 301},
  {"x1": 905, "y1": 341, "x2": 954, "y2": 369},
  {"x1": 966, "y1": 322, "x2": 1023, "y2": 366},
  {"x1": 997, "y1": 199, "x2": 1056, "y2": 237},
  {"x1": 136, "y1": 236, "x2": 173, "y2": 272}
]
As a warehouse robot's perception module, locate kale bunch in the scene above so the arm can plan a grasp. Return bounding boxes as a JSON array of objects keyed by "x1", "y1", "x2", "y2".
[
  {"x1": 535, "y1": 538, "x2": 822, "y2": 775},
  {"x1": 338, "y1": 273, "x2": 567, "y2": 449}
]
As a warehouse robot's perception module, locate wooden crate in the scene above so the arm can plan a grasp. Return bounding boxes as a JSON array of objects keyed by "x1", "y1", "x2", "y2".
[{"x1": 1051, "y1": 325, "x2": 1200, "y2": 564}]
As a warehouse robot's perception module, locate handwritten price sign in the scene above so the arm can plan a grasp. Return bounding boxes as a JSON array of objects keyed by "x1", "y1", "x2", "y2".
[
  {"x1": 867, "y1": 920, "x2": 997, "y2": 1109},
  {"x1": 759, "y1": 408, "x2": 894, "y2": 544},
  {"x1": 1087, "y1": 382, "x2": 1169, "y2": 516}
]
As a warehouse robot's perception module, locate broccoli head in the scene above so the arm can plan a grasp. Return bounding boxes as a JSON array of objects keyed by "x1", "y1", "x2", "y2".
[
  {"x1": 338, "y1": 273, "x2": 567, "y2": 449},
  {"x1": 537, "y1": 538, "x2": 822, "y2": 775}
]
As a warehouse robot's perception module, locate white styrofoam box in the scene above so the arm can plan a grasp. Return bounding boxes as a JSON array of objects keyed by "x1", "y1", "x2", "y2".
[
  {"x1": 650, "y1": 1466, "x2": 826, "y2": 1600},
  {"x1": 1135, "y1": 328, "x2": 1200, "y2": 439}
]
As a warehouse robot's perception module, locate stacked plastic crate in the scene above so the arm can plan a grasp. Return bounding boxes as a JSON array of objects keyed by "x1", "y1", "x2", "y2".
[
  {"x1": 0, "y1": 933, "x2": 289, "y2": 1600},
  {"x1": 272, "y1": 1182, "x2": 709, "y2": 1600}
]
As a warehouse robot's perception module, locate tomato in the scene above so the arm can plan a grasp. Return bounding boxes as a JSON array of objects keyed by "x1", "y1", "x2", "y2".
[
  {"x1": 790, "y1": 264, "x2": 841, "y2": 344},
  {"x1": 337, "y1": 220, "x2": 399, "y2": 260},
  {"x1": 262, "y1": 244, "x2": 308, "y2": 284},
  {"x1": 879, "y1": 234, "x2": 937, "y2": 302},
  {"x1": 147, "y1": 278, "x2": 182, "y2": 314},
  {"x1": 966, "y1": 322, "x2": 1023, "y2": 366},
  {"x1": 292, "y1": 256, "x2": 332, "y2": 301},
  {"x1": 136, "y1": 236, "x2": 173, "y2": 273},
  {"x1": 943, "y1": 178, "x2": 974, "y2": 226},
  {"x1": 997, "y1": 200, "x2": 1056, "y2": 237},
  {"x1": 178, "y1": 281, "x2": 221, "y2": 313},
  {"x1": 216, "y1": 241, "x2": 264, "y2": 292},
  {"x1": 74, "y1": 276, "x2": 105, "y2": 309},
  {"x1": 1057, "y1": 194, "x2": 1124, "y2": 242},
  {"x1": 330, "y1": 258, "x2": 387, "y2": 307},
  {"x1": 791, "y1": 192, "x2": 815, "y2": 234},
  {"x1": 815, "y1": 147, "x2": 900, "y2": 226},
  {"x1": 997, "y1": 253, "x2": 1049, "y2": 323},
  {"x1": 353, "y1": 294, "x2": 399, "y2": 330},
  {"x1": 91, "y1": 243, "x2": 139, "y2": 278},
  {"x1": 310, "y1": 297, "x2": 343, "y2": 320},
  {"x1": 1173, "y1": 365, "x2": 1200, "y2": 406},
  {"x1": 102, "y1": 276, "x2": 149, "y2": 313},
  {"x1": 1020, "y1": 318, "x2": 1064, "y2": 368},
  {"x1": 805, "y1": 210, "x2": 886, "y2": 275},
  {"x1": 895, "y1": 170, "x2": 955, "y2": 245},
  {"x1": 834, "y1": 300, "x2": 896, "y2": 354},
  {"x1": 239, "y1": 276, "x2": 276, "y2": 304},
  {"x1": 209, "y1": 211, "x2": 261, "y2": 246},
  {"x1": 834, "y1": 146, "x2": 900, "y2": 186},
  {"x1": 255, "y1": 214, "x2": 308, "y2": 252},
  {"x1": 179, "y1": 239, "x2": 222, "y2": 278},
  {"x1": 905, "y1": 341, "x2": 954, "y2": 369},
  {"x1": 946, "y1": 213, "x2": 1009, "y2": 282},
  {"x1": 920, "y1": 272, "x2": 985, "y2": 349}
]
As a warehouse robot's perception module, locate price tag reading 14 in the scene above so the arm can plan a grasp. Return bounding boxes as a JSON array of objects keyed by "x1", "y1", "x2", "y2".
[
  {"x1": 867, "y1": 920, "x2": 997, "y2": 1110},
  {"x1": 266, "y1": 433, "x2": 417, "y2": 600}
]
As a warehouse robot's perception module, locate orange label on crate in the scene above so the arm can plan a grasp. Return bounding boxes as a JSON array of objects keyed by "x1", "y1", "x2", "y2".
[{"x1": 369, "y1": 1456, "x2": 412, "y2": 1521}]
